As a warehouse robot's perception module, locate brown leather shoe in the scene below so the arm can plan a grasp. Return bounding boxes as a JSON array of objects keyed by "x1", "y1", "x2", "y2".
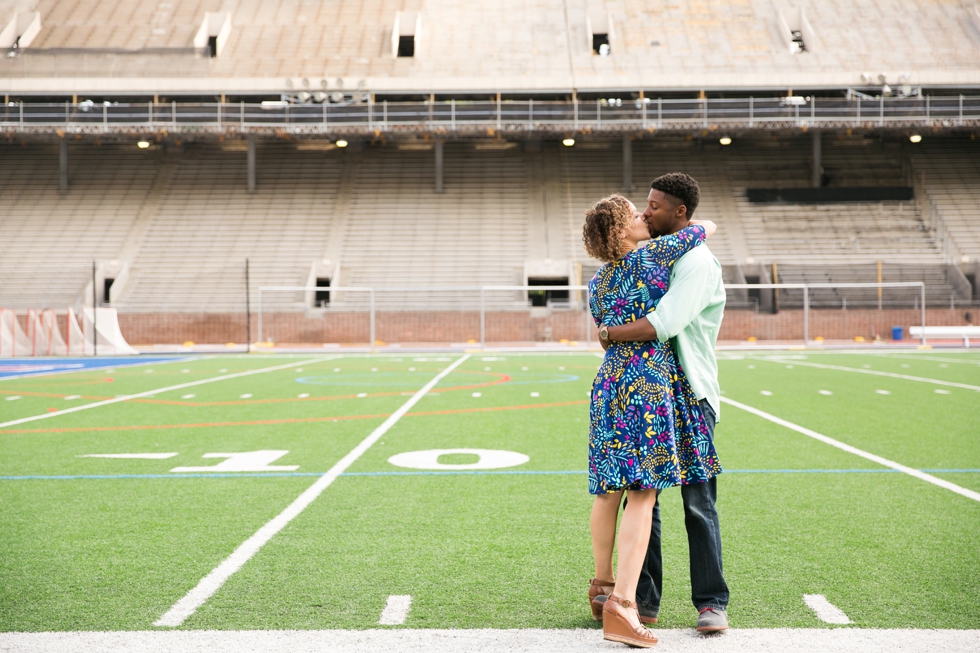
[
  {"x1": 602, "y1": 594, "x2": 658, "y2": 648},
  {"x1": 588, "y1": 578, "x2": 615, "y2": 621}
]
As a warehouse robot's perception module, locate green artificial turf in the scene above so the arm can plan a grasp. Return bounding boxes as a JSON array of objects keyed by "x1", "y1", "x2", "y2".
[{"x1": 1, "y1": 350, "x2": 978, "y2": 631}]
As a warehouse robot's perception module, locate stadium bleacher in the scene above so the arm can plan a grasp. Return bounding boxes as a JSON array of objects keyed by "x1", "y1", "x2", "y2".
[
  {"x1": 12, "y1": 0, "x2": 980, "y2": 83},
  {"x1": 1, "y1": 134, "x2": 974, "y2": 317},
  {"x1": 1, "y1": 0, "x2": 978, "y2": 342}
]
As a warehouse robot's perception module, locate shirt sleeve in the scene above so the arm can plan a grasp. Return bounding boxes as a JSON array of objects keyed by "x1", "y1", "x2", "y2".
[{"x1": 646, "y1": 249, "x2": 720, "y2": 342}]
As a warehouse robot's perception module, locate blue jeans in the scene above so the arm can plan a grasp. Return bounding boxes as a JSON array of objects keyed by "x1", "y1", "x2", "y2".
[{"x1": 635, "y1": 400, "x2": 729, "y2": 613}]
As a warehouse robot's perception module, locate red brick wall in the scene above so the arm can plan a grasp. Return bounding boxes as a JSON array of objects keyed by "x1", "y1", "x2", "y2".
[{"x1": 114, "y1": 308, "x2": 976, "y2": 345}]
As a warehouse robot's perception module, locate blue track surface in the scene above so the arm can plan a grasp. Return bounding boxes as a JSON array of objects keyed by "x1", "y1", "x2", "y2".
[{"x1": 0, "y1": 357, "x2": 189, "y2": 380}]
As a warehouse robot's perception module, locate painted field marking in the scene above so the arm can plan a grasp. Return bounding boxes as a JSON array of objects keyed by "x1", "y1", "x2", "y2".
[
  {"x1": 753, "y1": 358, "x2": 980, "y2": 392},
  {"x1": 79, "y1": 453, "x2": 178, "y2": 459},
  {"x1": 64, "y1": 395, "x2": 81, "y2": 400},
  {"x1": 6, "y1": 396, "x2": 20, "y2": 400},
  {"x1": 721, "y1": 397, "x2": 980, "y2": 503},
  {"x1": 875, "y1": 389, "x2": 891, "y2": 395},
  {"x1": 153, "y1": 354, "x2": 470, "y2": 628},
  {"x1": 0, "y1": 357, "x2": 194, "y2": 382},
  {"x1": 936, "y1": 389, "x2": 951, "y2": 394},
  {"x1": 379, "y1": 595, "x2": 412, "y2": 625},
  {"x1": 239, "y1": 393, "x2": 252, "y2": 399},
  {"x1": 803, "y1": 594, "x2": 851, "y2": 625},
  {"x1": 388, "y1": 449, "x2": 529, "y2": 471},
  {"x1": 2, "y1": 399, "x2": 590, "y2": 436},
  {"x1": 819, "y1": 390, "x2": 833, "y2": 395},
  {"x1": 171, "y1": 451, "x2": 298, "y2": 473},
  {"x1": 760, "y1": 390, "x2": 772, "y2": 396},
  {"x1": 0, "y1": 357, "x2": 333, "y2": 431},
  {"x1": 886, "y1": 354, "x2": 980, "y2": 366}
]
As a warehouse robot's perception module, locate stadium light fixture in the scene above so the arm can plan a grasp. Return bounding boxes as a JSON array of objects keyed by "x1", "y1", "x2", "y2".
[
  {"x1": 335, "y1": 139, "x2": 349, "y2": 148},
  {"x1": 719, "y1": 137, "x2": 732, "y2": 146},
  {"x1": 909, "y1": 134, "x2": 922, "y2": 143},
  {"x1": 562, "y1": 138, "x2": 575, "y2": 147},
  {"x1": 137, "y1": 141, "x2": 150, "y2": 149}
]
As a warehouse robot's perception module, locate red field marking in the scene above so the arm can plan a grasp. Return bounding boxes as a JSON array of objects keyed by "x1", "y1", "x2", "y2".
[{"x1": 1, "y1": 400, "x2": 588, "y2": 435}]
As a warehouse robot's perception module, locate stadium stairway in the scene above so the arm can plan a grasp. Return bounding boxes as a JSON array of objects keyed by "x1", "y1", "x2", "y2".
[{"x1": 910, "y1": 139, "x2": 980, "y2": 259}]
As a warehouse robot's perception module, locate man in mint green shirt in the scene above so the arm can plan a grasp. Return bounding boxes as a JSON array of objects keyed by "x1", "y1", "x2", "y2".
[{"x1": 600, "y1": 173, "x2": 729, "y2": 632}]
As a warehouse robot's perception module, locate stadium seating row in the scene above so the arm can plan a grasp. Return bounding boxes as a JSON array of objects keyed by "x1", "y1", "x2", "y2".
[
  {"x1": 13, "y1": 0, "x2": 980, "y2": 81},
  {"x1": 0, "y1": 136, "x2": 975, "y2": 313}
]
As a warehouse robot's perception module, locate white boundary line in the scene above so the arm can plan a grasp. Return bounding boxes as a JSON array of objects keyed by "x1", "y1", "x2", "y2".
[
  {"x1": 3, "y1": 628, "x2": 980, "y2": 653},
  {"x1": 0, "y1": 356, "x2": 200, "y2": 383},
  {"x1": 153, "y1": 354, "x2": 471, "y2": 628},
  {"x1": 751, "y1": 358, "x2": 980, "y2": 392},
  {"x1": 721, "y1": 397, "x2": 980, "y2": 503},
  {"x1": 0, "y1": 356, "x2": 336, "y2": 431}
]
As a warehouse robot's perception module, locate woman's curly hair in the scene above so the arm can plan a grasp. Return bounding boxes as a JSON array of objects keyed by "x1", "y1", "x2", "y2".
[{"x1": 582, "y1": 194, "x2": 634, "y2": 263}]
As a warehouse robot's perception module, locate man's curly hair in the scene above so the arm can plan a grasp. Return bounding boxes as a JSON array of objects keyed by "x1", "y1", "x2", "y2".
[
  {"x1": 650, "y1": 172, "x2": 700, "y2": 218},
  {"x1": 582, "y1": 194, "x2": 634, "y2": 263}
]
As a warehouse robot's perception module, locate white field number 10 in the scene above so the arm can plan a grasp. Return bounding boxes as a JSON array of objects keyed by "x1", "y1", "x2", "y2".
[{"x1": 170, "y1": 451, "x2": 299, "y2": 473}]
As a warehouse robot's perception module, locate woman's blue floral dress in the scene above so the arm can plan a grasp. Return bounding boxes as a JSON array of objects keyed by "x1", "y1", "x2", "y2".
[{"x1": 588, "y1": 224, "x2": 722, "y2": 494}]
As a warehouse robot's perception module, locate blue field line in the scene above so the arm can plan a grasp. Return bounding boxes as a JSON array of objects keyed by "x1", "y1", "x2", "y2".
[
  {"x1": 0, "y1": 356, "x2": 192, "y2": 380},
  {"x1": 1, "y1": 468, "x2": 979, "y2": 481}
]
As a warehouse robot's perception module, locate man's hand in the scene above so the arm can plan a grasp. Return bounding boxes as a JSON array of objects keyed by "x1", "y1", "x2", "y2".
[{"x1": 606, "y1": 319, "x2": 658, "y2": 343}]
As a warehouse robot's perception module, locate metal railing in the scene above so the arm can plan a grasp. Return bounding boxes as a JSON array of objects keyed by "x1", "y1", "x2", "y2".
[
  {"x1": 726, "y1": 282, "x2": 927, "y2": 343},
  {"x1": 3, "y1": 96, "x2": 979, "y2": 134},
  {"x1": 257, "y1": 284, "x2": 592, "y2": 349},
  {"x1": 258, "y1": 282, "x2": 929, "y2": 347}
]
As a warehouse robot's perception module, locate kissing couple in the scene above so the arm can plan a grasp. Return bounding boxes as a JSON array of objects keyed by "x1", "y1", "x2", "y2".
[{"x1": 583, "y1": 173, "x2": 730, "y2": 647}]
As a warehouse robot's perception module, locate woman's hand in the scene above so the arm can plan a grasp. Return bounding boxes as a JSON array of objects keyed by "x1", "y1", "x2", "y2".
[{"x1": 689, "y1": 219, "x2": 717, "y2": 238}]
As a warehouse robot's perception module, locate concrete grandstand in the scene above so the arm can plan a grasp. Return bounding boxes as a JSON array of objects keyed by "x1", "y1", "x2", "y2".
[{"x1": 1, "y1": 0, "x2": 979, "y2": 346}]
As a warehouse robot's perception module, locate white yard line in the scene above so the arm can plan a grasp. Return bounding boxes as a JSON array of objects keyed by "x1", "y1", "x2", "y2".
[
  {"x1": 803, "y1": 594, "x2": 851, "y2": 625},
  {"x1": 153, "y1": 354, "x2": 471, "y2": 628},
  {"x1": 721, "y1": 397, "x2": 980, "y2": 503},
  {"x1": 751, "y1": 358, "x2": 980, "y2": 392},
  {"x1": 378, "y1": 595, "x2": 413, "y2": 625},
  {"x1": 2, "y1": 629, "x2": 979, "y2": 653},
  {"x1": 0, "y1": 357, "x2": 335, "y2": 431}
]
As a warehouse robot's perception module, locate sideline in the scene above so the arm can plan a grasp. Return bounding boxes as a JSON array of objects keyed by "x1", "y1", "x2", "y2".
[
  {"x1": 1, "y1": 628, "x2": 978, "y2": 653},
  {"x1": 153, "y1": 354, "x2": 471, "y2": 628},
  {"x1": 751, "y1": 357, "x2": 980, "y2": 392},
  {"x1": 721, "y1": 397, "x2": 980, "y2": 503},
  {"x1": 0, "y1": 357, "x2": 334, "y2": 431}
]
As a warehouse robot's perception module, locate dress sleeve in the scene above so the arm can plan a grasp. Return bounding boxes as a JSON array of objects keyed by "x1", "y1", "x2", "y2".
[
  {"x1": 640, "y1": 224, "x2": 706, "y2": 269},
  {"x1": 588, "y1": 274, "x2": 603, "y2": 327}
]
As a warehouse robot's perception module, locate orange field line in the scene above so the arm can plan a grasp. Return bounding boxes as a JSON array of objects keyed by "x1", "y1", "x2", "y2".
[
  {"x1": 0, "y1": 373, "x2": 510, "y2": 406},
  {"x1": 1, "y1": 400, "x2": 589, "y2": 434}
]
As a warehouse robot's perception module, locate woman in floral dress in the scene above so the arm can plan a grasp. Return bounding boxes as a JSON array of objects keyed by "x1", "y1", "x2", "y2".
[{"x1": 582, "y1": 194, "x2": 722, "y2": 648}]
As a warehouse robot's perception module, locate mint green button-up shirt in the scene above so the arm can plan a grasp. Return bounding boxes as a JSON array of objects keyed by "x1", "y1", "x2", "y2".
[{"x1": 645, "y1": 244, "x2": 725, "y2": 421}]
